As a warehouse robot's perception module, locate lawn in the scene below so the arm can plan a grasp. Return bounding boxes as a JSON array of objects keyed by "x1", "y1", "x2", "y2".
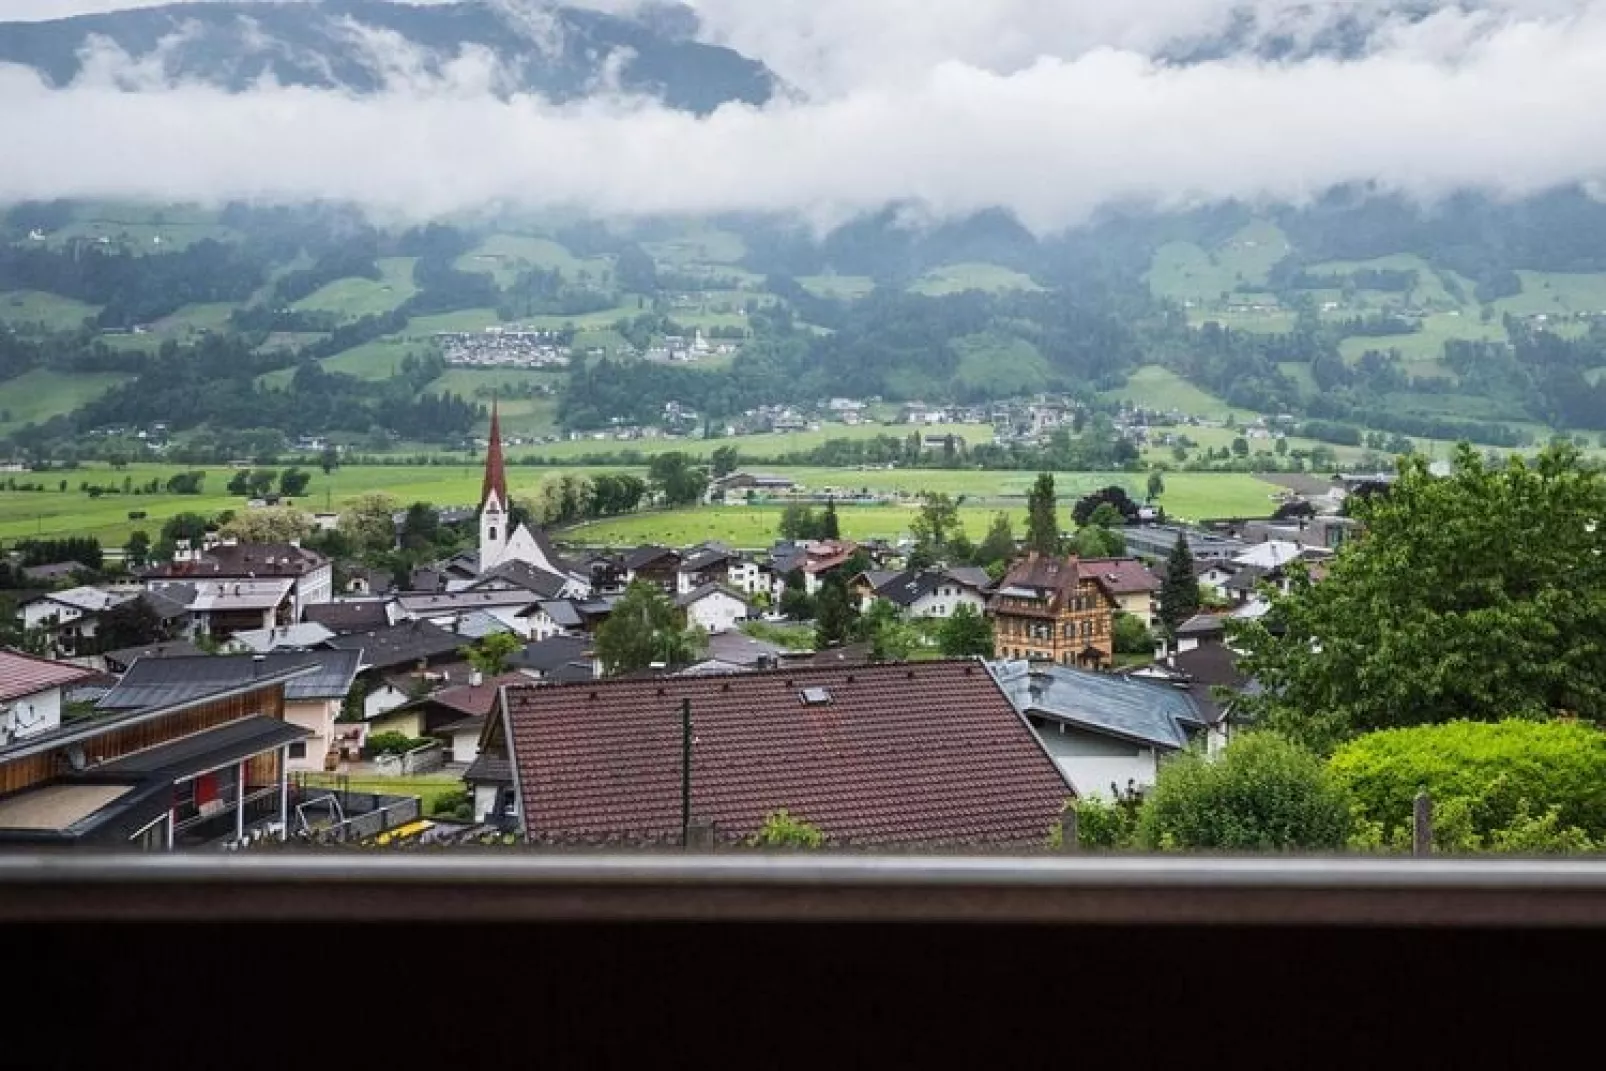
[
  {"x1": 0, "y1": 369, "x2": 129, "y2": 434},
  {"x1": 797, "y1": 274, "x2": 876, "y2": 300},
  {"x1": 1100, "y1": 365, "x2": 1262, "y2": 422},
  {"x1": 454, "y1": 234, "x2": 613, "y2": 287},
  {"x1": 299, "y1": 773, "x2": 462, "y2": 814},
  {"x1": 292, "y1": 257, "x2": 418, "y2": 320},
  {"x1": 641, "y1": 225, "x2": 747, "y2": 266},
  {"x1": 909, "y1": 262, "x2": 1043, "y2": 296},
  {"x1": 409, "y1": 308, "x2": 505, "y2": 335},
  {"x1": 1337, "y1": 310, "x2": 1504, "y2": 366},
  {"x1": 1491, "y1": 271, "x2": 1606, "y2": 318},
  {"x1": 0, "y1": 290, "x2": 100, "y2": 333},
  {"x1": 1145, "y1": 241, "x2": 1239, "y2": 303}
]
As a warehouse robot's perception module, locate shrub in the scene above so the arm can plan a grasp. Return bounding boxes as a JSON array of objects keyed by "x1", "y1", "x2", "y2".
[
  {"x1": 365, "y1": 731, "x2": 429, "y2": 757},
  {"x1": 1137, "y1": 733, "x2": 1353, "y2": 851},
  {"x1": 1329, "y1": 719, "x2": 1606, "y2": 842},
  {"x1": 430, "y1": 788, "x2": 474, "y2": 822},
  {"x1": 1111, "y1": 612, "x2": 1152, "y2": 655},
  {"x1": 749, "y1": 809, "x2": 825, "y2": 849}
]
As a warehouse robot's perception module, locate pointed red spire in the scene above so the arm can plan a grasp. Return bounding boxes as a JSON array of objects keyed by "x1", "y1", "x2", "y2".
[{"x1": 481, "y1": 400, "x2": 508, "y2": 510}]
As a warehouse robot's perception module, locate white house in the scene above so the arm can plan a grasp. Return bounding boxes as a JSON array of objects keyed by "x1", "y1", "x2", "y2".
[
  {"x1": 18, "y1": 586, "x2": 134, "y2": 655},
  {"x1": 989, "y1": 660, "x2": 1210, "y2": 799},
  {"x1": 869, "y1": 568, "x2": 990, "y2": 620},
  {"x1": 0, "y1": 650, "x2": 94, "y2": 744},
  {"x1": 677, "y1": 585, "x2": 751, "y2": 635}
]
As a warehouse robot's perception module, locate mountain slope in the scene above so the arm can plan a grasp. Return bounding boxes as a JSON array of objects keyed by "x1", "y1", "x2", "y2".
[{"x1": 0, "y1": 0, "x2": 776, "y2": 114}]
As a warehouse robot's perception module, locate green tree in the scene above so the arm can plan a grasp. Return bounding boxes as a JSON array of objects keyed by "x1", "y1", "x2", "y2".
[
  {"x1": 338, "y1": 491, "x2": 402, "y2": 556},
  {"x1": 821, "y1": 498, "x2": 841, "y2": 540},
  {"x1": 319, "y1": 443, "x2": 340, "y2": 476},
  {"x1": 594, "y1": 580, "x2": 706, "y2": 675},
  {"x1": 1274, "y1": 437, "x2": 1289, "y2": 457},
  {"x1": 937, "y1": 602, "x2": 994, "y2": 657},
  {"x1": 460, "y1": 631, "x2": 522, "y2": 677},
  {"x1": 858, "y1": 599, "x2": 916, "y2": 661},
  {"x1": 124, "y1": 530, "x2": 151, "y2": 569},
  {"x1": 1111, "y1": 612, "x2": 1152, "y2": 655},
  {"x1": 1329, "y1": 720, "x2": 1606, "y2": 844},
  {"x1": 156, "y1": 511, "x2": 212, "y2": 559},
  {"x1": 1024, "y1": 472, "x2": 1060, "y2": 556},
  {"x1": 279, "y1": 467, "x2": 311, "y2": 497},
  {"x1": 1231, "y1": 437, "x2": 1250, "y2": 457},
  {"x1": 1068, "y1": 525, "x2": 1124, "y2": 558},
  {"x1": 1157, "y1": 534, "x2": 1200, "y2": 635},
  {"x1": 219, "y1": 506, "x2": 314, "y2": 544},
  {"x1": 710, "y1": 444, "x2": 740, "y2": 478},
  {"x1": 1234, "y1": 444, "x2": 1606, "y2": 751},
  {"x1": 814, "y1": 572, "x2": 858, "y2": 649},
  {"x1": 749, "y1": 809, "x2": 825, "y2": 849},
  {"x1": 1146, "y1": 471, "x2": 1165, "y2": 502},
  {"x1": 648, "y1": 452, "x2": 709, "y2": 508},
  {"x1": 399, "y1": 502, "x2": 440, "y2": 552},
  {"x1": 973, "y1": 511, "x2": 1016, "y2": 569},
  {"x1": 1137, "y1": 734, "x2": 1354, "y2": 851},
  {"x1": 909, "y1": 492, "x2": 962, "y2": 556},
  {"x1": 96, "y1": 597, "x2": 165, "y2": 652}
]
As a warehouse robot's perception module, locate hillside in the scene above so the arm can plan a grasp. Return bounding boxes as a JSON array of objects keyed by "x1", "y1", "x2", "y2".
[{"x1": 0, "y1": 0, "x2": 775, "y2": 114}]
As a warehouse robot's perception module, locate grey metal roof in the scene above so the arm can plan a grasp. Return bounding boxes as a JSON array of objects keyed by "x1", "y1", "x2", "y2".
[
  {"x1": 97, "y1": 650, "x2": 362, "y2": 711},
  {"x1": 98, "y1": 715, "x2": 310, "y2": 777},
  {"x1": 463, "y1": 754, "x2": 512, "y2": 784},
  {"x1": 704, "y1": 630, "x2": 786, "y2": 668},
  {"x1": 452, "y1": 610, "x2": 514, "y2": 640},
  {"x1": 988, "y1": 660, "x2": 1206, "y2": 751},
  {"x1": 324, "y1": 620, "x2": 465, "y2": 669},
  {"x1": 228, "y1": 622, "x2": 336, "y2": 653},
  {"x1": 513, "y1": 634, "x2": 593, "y2": 673},
  {"x1": 533, "y1": 600, "x2": 584, "y2": 629},
  {"x1": 101, "y1": 638, "x2": 204, "y2": 669},
  {"x1": 1177, "y1": 613, "x2": 1226, "y2": 636},
  {"x1": 305, "y1": 600, "x2": 394, "y2": 634},
  {"x1": 675, "y1": 583, "x2": 751, "y2": 609}
]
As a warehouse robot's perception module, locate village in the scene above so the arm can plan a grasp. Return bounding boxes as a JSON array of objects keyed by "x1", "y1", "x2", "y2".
[{"x1": 0, "y1": 405, "x2": 1388, "y2": 851}]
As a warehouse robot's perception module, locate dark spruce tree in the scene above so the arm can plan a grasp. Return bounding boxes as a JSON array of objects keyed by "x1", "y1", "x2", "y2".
[
  {"x1": 1159, "y1": 534, "x2": 1201, "y2": 636},
  {"x1": 821, "y1": 498, "x2": 841, "y2": 540},
  {"x1": 1025, "y1": 473, "x2": 1060, "y2": 556}
]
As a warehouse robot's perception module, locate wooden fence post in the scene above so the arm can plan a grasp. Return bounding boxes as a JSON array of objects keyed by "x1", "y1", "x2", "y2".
[
  {"x1": 1059, "y1": 805, "x2": 1079, "y2": 853},
  {"x1": 1413, "y1": 789, "x2": 1433, "y2": 857}
]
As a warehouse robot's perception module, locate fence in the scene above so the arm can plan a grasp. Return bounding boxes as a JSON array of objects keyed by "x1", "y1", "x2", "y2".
[
  {"x1": 287, "y1": 784, "x2": 422, "y2": 844},
  {"x1": 374, "y1": 742, "x2": 445, "y2": 777}
]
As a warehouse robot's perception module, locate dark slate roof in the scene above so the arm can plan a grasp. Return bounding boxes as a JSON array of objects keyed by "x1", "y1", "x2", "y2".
[
  {"x1": 99, "y1": 715, "x2": 310, "y2": 777},
  {"x1": 1223, "y1": 564, "x2": 1272, "y2": 593},
  {"x1": 467, "y1": 560, "x2": 568, "y2": 599},
  {"x1": 140, "y1": 585, "x2": 195, "y2": 622},
  {"x1": 499, "y1": 660, "x2": 1070, "y2": 847},
  {"x1": 97, "y1": 650, "x2": 363, "y2": 711},
  {"x1": 305, "y1": 600, "x2": 393, "y2": 635},
  {"x1": 549, "y1": 660, "x2": 598, "y2": 683},
  {"x1": 532, "y1": 600, "x2": 583, "y2": 629},
  {"x1": 464, "y1": 754, "x2": 512, "y2": 785},
  {"x1": 704, "y1": 630, "x2": 787, "y2": 668},
  {"x1": 680, "y1": 547, "x2": 734, "y2": 572},
  {"x1": 674, "y1": 582, "x2": 751, "y2": 609},
  {"x1": 513, "y1": 634, "x2": 593, "y2": 674},
  {"x1": 22, "y1": 561, "x2": 83, "y2": 581},
  {"x1": 1176, "y1": 613, "x2": 1226, "y2": 636},
  {"x1": 325, "y1": 620, "x2": 464, "y2": 670},
  {"x1": 877, "y1": 570, "x2": 942, "y2": 608},
  {"x1": 943, "y1": 566, "x2": 993, "y2": 591},
  {"x1": 100, "y1": 639, "x2": 204, "y2": 671},
  {"x1": 623, "y1": 544, "x2": 678, "y2": 571},
  {"x1": 989, "y1": 660, "x2": 1206, "y2": 751}
]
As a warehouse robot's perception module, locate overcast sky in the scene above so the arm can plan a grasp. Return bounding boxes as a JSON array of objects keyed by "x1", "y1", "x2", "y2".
[{"x1": 2, "y1": 1, "x2": 1604, "y2": 229}]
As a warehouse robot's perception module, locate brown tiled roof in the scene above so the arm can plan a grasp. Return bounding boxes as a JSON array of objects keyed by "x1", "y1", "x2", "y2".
[
  {"x1": 425, "y1": 673, "x2": 530, "y2": 719},
  {"x1": 0, "y1": 649, "x2": 95, "y2": 703},
  {"x1": 993, "y1": 552, "x2": 1114, "y2": 612},
  {"x1": 145, "y1": 542, "x2": 326, "y2": 579},
  {"x1": 1077, "y1": 558, "x2": 1161, "y2": 595},
  {"x1": 501, "y1": 660, "x2": 1070, "y2": 848},
  {"x1": 481, "y1": 400, "x2": 508, "y2": 507}
]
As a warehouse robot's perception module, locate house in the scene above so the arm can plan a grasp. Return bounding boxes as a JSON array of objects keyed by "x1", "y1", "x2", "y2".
[
  {"x1": 324, "y1": 620, "x2": 466, "y2": 720},
  {"x1": 520, "y1": 599, "x2": 584, "y2": 641},
  {"x1": 304, "y1": 599, "x2": 399, "y2": 636},
  {"x1": 18, "y1": 586, "x2": 135, "y2": 656},
  {"x1": 510, "y1": 634, "x2": 597, "y2": 683},
  {"x1": 849, "y1": 569, "x2": 902, "y2": 611},
  {"x1": 142, "y1": 540, "x2": 332, "y2": 620},
  {"x1": 1076, "y1": 558, "x2": 1161, "y2": 627},
  {"x1": 480, "y1": 660, "x2": 1071, "y2": 844},
  {"x1": 0, "y1": 649, "x2": 97, "y2": 744},
  {"x1": 466, "y1": 558, "x2": 587, "y2": 601},
  {"x1": 393, "y1": 590, "x2": 545, "y2": 638},
  {"x1": 677, "y1": 631, "x2": 789, "y2": 676},
  {"x1": 622, "y1": 545, "x2": 682, "y2": 592},
  {"x1": 227, "y1": 621, "x2": 336, "y2": 653},
  {"x1": 0, "y1": 669, "x2": 309, "y2": 849},
  {"x1": 1121, "y1": 524, "x2": 1247, "y2": 564},
  {"x1": 97, "y1": 650, "x2": 361, "y2": 773},
  {"x1": 988, "y1": 553, "x2": 1119, "y2": 669},
  {"x1": 676, "y1": 584, "x2": 751, "y2": 634},
  {"x1": 1232, "y1": 540, "x2": 1307, "y2": 571},
  {"x1": 990, "y1": 659, "x2": 1210, "y2": 798},
  {"x1": 377, "y1": 671, "x2": 526, "y2": 765},
  {"x1": 868, "y1": 567, "x2": 991, "y2": 620},
  {"x1": 149, "y1": 577, "x2": 296, "y2": 640},
  {"x1": 1125, "y1": 640, "x2": 1258, "y2": 754},
  {"x1": 676, "y1": 544, "x2": 739, "y2": 594},
  {"x1": 706, "y1": 472, "x2": 797, "y2": 505},
  {"x1": 1172, "y1": 613, "x2": 1227, "y2": 653}
]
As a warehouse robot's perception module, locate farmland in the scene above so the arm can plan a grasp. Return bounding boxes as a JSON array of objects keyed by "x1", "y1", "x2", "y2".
[
  {"x1": 292, "y1": 257, "x2": 419, "y2": 320},
  {"x1": 1100, "y1": 365, "x2": 1262, "y2": 423},
  {"x1": 0, "y1": 290, "x2": 100, "y2": 333},
  {"x1": 0, "y1": 460, "x2": 1285, "y2": 549},
  {"x1": 909, "y1": 262, "x2": 1043, "y2": 296},
  {"x1": 0, "y1": 370, "x2": 130, "y2": 435}
]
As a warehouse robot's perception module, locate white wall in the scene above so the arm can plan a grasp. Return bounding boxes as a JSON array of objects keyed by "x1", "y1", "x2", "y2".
[
  {"x1": 686, "y1": 592, "x2": 748, "y2": 635},
  {"x1": 447, "y1": 727, "x2": 481, "y2": 765},
  {"x1": 906, "y1": 587, "x2": 986, "y2": 620},
  {"x1": 1033, "y1": 723, "x2": 1163, "y2": 800},
  {"x1": 364, "y1": 684, "x2": 410, "y2": 721},
  {"x1": 471, "y1": 782, "x2": 502, "y2": 823},
  {"x1": 21, "y1": 599, "x2": 78, "y2": 631},
  {"x1": 1, "y1": 685, "x2": 62, "y2": 741},
  {"x1": 283, "y1": 698, "x2": 337, "y2": 773}
]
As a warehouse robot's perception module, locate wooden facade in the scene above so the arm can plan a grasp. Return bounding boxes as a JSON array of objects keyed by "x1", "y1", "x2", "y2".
[
  {"x1": 0, "y1": 683, "x2": 286, "y2": 797},
  {"x1": 989, "y1": 554, "x2": 1117, "y2": 668}
]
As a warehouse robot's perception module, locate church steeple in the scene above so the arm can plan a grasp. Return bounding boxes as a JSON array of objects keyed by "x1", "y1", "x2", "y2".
[{"x1": 481, "y1": 399, "x2": 508, "y2": 510}]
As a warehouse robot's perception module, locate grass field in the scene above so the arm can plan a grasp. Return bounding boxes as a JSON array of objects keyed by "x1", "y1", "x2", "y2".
[
  {"x1": 1100, "y1": 365, "x2": 1262, "y2": 422},
  {"x1": 292, "y1": 257, "x2": 418, "y2": 320},
  {"x1": 0, "y1": 290, "x2": 100, "y2": 333},
  {"x1": 455, "y1": 234, "x2": 614, "y2": 288},
  {"x1": 0, "y1": 370, "x2": 129, "y2": 434},
  {"x1": 299, "y1": 773, "x2": 462, "y2": 814},
  {"x1": 1491, "y1": 271, "x2": 1606, "y2": 318},
  {"x1": 510, "y1": 422, "x2": 991, "y2": 461},
  {"x1": 797, "y1": 274, "x2": 876, "y2": 300},
  {"x1": 909, "y1": 262, "x2": 1043, "y2": 296},
  {"x1": 641, "y1": 226, "x2": 746, "y2": 266},
  {"x1": 1337, "y1": 310, "x2": 1505, "y2": 367}
]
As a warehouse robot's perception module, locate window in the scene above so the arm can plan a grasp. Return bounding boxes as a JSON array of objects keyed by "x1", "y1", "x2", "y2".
[{"x1": 289, "y1": 741, "x2": 307, "y2": 759}]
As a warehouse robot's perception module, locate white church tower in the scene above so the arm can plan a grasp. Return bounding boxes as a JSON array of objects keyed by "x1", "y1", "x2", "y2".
[{"x1": 479, "y1": 400, "x2": 510, "y2": 571}]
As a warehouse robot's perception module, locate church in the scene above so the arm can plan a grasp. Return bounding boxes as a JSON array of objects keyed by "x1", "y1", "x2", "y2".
[{"x1": 475, "y1": 403, "x2": 592, "y2": 598}]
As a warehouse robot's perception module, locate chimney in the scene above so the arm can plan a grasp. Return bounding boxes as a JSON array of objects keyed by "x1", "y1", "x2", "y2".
[
  {"x1": 469, "y1": 669, "x2": 484, "y2": 688},
  {"x1": 251, "y1": 654, "x2": 266, "y2": 678}
]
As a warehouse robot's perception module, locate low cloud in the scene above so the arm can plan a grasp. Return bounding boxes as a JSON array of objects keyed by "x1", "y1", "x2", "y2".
[{"x1": 1, "y1": 1, "x2": 1605, "y2": 231}]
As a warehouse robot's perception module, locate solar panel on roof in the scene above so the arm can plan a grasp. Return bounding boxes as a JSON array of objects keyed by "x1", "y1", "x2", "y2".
[{"x1": 799, "y1": 687, "x2": 832, "y2": 705}]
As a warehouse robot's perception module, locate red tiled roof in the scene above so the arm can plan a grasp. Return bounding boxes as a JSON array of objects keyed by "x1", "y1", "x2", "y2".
[
  {"x1": 1078, "y1": 558, "x2": 1162, "y2": 595},
  {"x1": 428, "y1": 672, "x2": 530, "y2": 718},
  {"x1": 481, "y1": 400, "x2": 508, "y2": 508},
  {"x1": 0, "y1": 649, "x2": 95, "y2": 703},
  {"x1": 501, "y1": 660, "x2": 1070, "y2": 847}
]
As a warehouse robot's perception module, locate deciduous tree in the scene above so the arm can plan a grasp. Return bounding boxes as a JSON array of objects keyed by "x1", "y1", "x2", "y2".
[
  {"x1": 594, "y1": 580, "x2": 705, "y2": 675},
  {"x1": 937, "y1": 602, "x2": 994, "y2": 657}
]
